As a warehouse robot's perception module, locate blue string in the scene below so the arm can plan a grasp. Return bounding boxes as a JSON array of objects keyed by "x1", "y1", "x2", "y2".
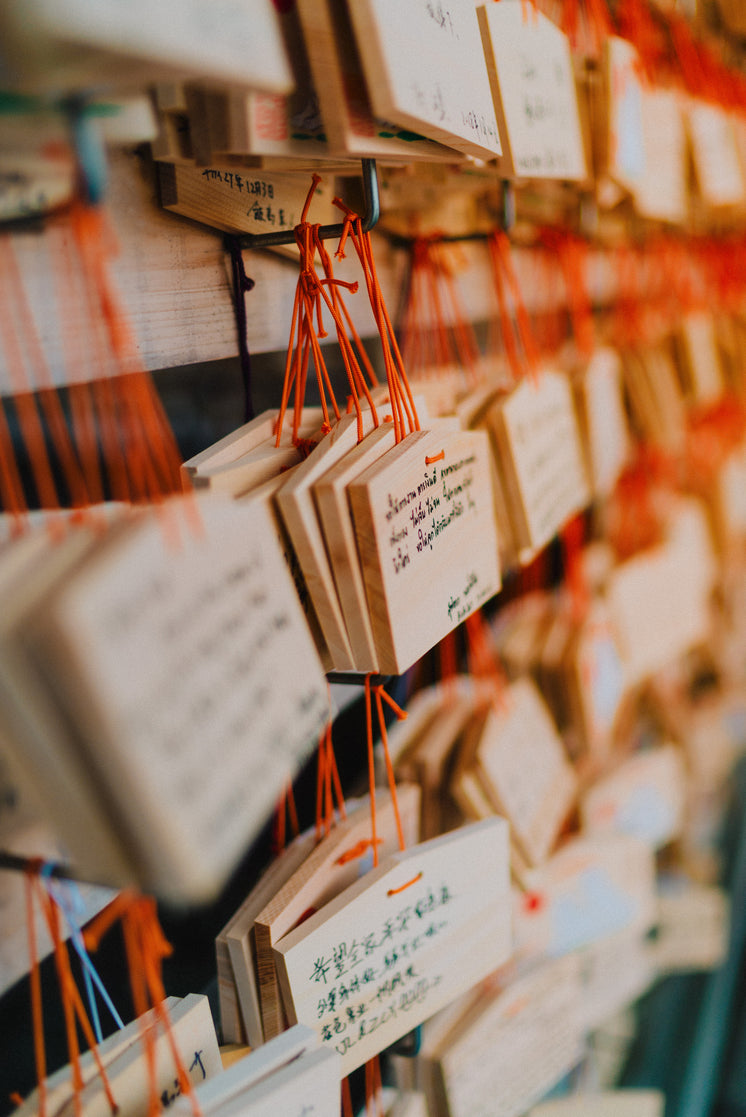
[{"x1": 43, "y1": 873, "x2": 124, "y2": 1041}]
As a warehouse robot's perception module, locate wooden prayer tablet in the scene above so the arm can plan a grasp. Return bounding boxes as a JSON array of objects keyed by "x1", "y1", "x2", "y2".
[
  {"x1": 531, "y1": 1093, "x2": 664, "y2": 1117},
  {"x1": 653, "y1": 884, "x2": 729, "y2": 974},
  {"x1": 314, "y1": 423, "x2": 399, "y2": 672},
  {"x1": 564, "y1": 601, "x2": 626, "y2": 759},
  {"x1": 388, "y1": 1092, "x2": 429, "y2": 1117},
  {"x1": 449, "y1": 718, "x2": 496, "y2": 825},
  {"x1": 239, "y1": 467, "x2": 329, "y2": 666},
  {"x1": 348, "y1": 428, "x2": 501, "y2": 675},
  {"x1": 607, "y1": 498, "x2": 717, "y2": 687},
  {"x1": 581, "y1": 745, "x2": 686, "y2": 851},
  {"x1": 715, "y1": 445, "x2": 746, "y2": 548},
  {"x1": 469, "y1": 678, "x2": 576, "y2": 867},
  {"x1": 0, "y1": 521, "x2": 139, "y2": 888},
  {"x1": 217, "y1": 828, "x2": 318, "y2": 1046},
  {"x1": 572, "y1": 347, "x2": 630, "y2": 499},
  {"x1": 620, "y1": 345, "x2": 687, "y2": 454},
  {"x1": 395, "y1": 692, "x2": 483, "y2": 840},
  {"x1": 530, "y1": 1093, "x2": 664, "y2": 1117},
  {"x1": 1, "y1": 0, "x2": 294, "y2": 95},
  {"x1": 385, "y1": 676, "x2": 475, "y2": 766},
  {"x1": 486, "y1": 371, "x2": 590, "y2": 558},
  {"x1": 171, "y1": 1024, "x2": 318, "y2": 1114},
  {"x1": 253, "y1": 785, "x2": 421, "y2": 1040},
  {"x1": 675, "y1": 314, "x2": 726, "y2": 406},
  {"x1": 55, "y1": 994, "x2": 221, "y2": 1117},
  {"x1": 189, "y1": 442, "x2": 301, "y2": 497},
  {"x1": 210, "y1": 89, "x2": 326, "y2": 162},
  {"x1": 478, "y1": 3, "x2": 586, "y2": 182},
  {"x1": 424, "y1": 954, "x2": 584, "y2": 1117},
  {"x1": 159, "y1": 162, "x2": 336, "y2": 238},
  {"x1": 181, "y1": 408, "x2": 326, "y2": 482},
  {"x1": 3, "y1": 496, "x2": 328, "y2": 902},
  {"x1": 492, "y1": 592, "x2": 553, "y2": 681},
  {"x1": 687, "y1": 101, "x2": 745, "y2": 209},
  {"x1": 633, "y1": 87, "x2": 687, "y2": 225},
  {"x1": 273, "y1": 818, "x2": 512, "y2": 1075},
  {"x1": 601, "y1": 38, "x2": 646, "y2": 198},
  {"x1": 296, "y1": 0, "x2": 460, "y2": 162},
  {"x1": 577, "y1": 926, "x2": 654, "y2": 1032},
  {"x1": 514, "y1": 833, "x2": 657, "y2": 962},
  {"x1": 13, "y1": 998, "x2": 180, "y2": 1117},
  {"x1": 346, "y1": 0, "x2": 502, "y2": 160},
  {"x1": 276, "y1": 414, "x2": 382, "y2": 673},
  {"x1": 203, "y1": 1045, "x2": 340, "y2": 1117}
]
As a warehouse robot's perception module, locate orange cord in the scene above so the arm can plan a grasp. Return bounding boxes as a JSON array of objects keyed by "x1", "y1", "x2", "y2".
[
  {"x1": 387, "y1": 872, "x2": 424, "y2": 897},
  {"x1": 37, "y1": 882, "x2": 118, "y2": 1117},
  {"x1": 24, "y1": 873, "x2": 47, "y2": 1117},
  {"x1": 85, "y1": 894, "x2": 201, "y2": 1117}
]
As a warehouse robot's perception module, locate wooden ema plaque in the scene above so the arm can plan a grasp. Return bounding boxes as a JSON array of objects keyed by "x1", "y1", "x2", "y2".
[
  {"x1": 530, "y1": 1092, "x2": 665, "y2": 1117},
  {"x1": 577, "y1": 926, "x2": 654, "y2": 1032},
  {"x1": 314, "y1": 423, "x2": 398, "y2": 672},
  {"x1": 348, "y1": 428, "x2": 501, "y2": 675},
  {"x1": 252, "y1": 785, "x2": 421, "y2": 1040},
  {"x1": 277, "y1": 414, "x2": 381, "y2": 673},
  {"x1": 217, "y1": 829, "x2": 318, "y2": 1047},
  {"x1": 653, "y1": 884, "x2": 729, "y2": 974},
  {"x1": 182, "y1": 408, "x2": 327, "y2": 498},
  {"x1": 486, "y1": 371, "x2": 590, "y2": 559},
  {"x1": 607, "y1": 498, "x2": 717, "y2": 687},
  {"x1": 55, "y1": 994, "x2": 221, "y2": 1117},
  {"x1": 181, "y1": 407, "x2": 324, "y2": 480},
  {"x1": 14, "y1": 998, "x2": 179, "y2": 1117},
  {"x1": 396, "y1": 691, "x2": 480, "y2": 839},
  {"x1": 4, "y1": 0, "x2": 294, "y2": 95},
  {"x1": 172, "y1": 1025, "x2": 340, "y2": 1117},
  {"x1": 581, "y1": 744, "x2": 687, "y2": 851},
  {"x1": 634, "y1": 87, "x2": 687, "y2": 225},
  {"x1": 687, "y1": 100, "x2": 745, "y2": 210},
  {"x1": 204, "y1": 1047, "x2": 339, "y2": 1117},
  {"x1": 478, "y1": 2, "x2": 587, "y2": 181},
  {"x1": 173, "y1": 1025, "x2": 314, "y2": 1114},
  {"x1": 346, "y1": 0, "x2": 502, "y2": 160},
  {"x1": 296, "y1": 0, "x2": 460, "y2": 161},
  {"x1": 565, "y1": 601, "x2": 626, "y2": 759},
  {"x1": 273, "y1": 818, "x2": 512, "y2": 1075},
  {"x1": 158, "y1": 162, "x2": 336, "y2": 237},
  {"x1": 676, "y1": 313, "x2": 726, "y2": 406},
  {"x1": 428, "y1": 955, "x2": 584, "y2": 1117},
  {"x1": 602, "y1": 37, "x2": 646, "y2": 199},
  {"x1": 470, "y1": 678, "x2": 577, "y2": 867},
  {"x1": 12, "y1": 496, "x2": 328, "y2": 903},
  {"x1": 572, "y1": 347, "x2": 630, "y2": 499},
  {"x1": 514, "y1": 833, "x2": 657, "y2": 962}
]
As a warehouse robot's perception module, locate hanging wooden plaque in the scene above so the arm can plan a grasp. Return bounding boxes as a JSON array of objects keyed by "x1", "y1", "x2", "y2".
[
  {"x1": 4, "y1": 496, "x2": 328, "y2": 902},
  {"x1": 273, "y1": 818, "x2": 512, "y2": 1075},
  {"x1": 345, "y1": 0, "x2": 502, "y2": 160},
  {"x1": 478, "y1": 2, "x2": 587, "y2": 181},
  {"x1": 348, "y1": 428, "x2": 501, "y2": 675},
  {"x1": 486, "y1": 371, "x2": 590, "y2": 559},
  {"x1": 296, "y1": 0, "x2": 460, "y2": 161}
]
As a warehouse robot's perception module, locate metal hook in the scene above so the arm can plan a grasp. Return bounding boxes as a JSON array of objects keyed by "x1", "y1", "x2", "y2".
[{"x1": 231, "y1": 158, "x2": 380, "y2": 250}]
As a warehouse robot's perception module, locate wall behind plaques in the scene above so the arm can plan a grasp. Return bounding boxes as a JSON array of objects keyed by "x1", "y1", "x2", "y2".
[{"x1": 1, "y1": 149, "x2": 403, "y2": 390}]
